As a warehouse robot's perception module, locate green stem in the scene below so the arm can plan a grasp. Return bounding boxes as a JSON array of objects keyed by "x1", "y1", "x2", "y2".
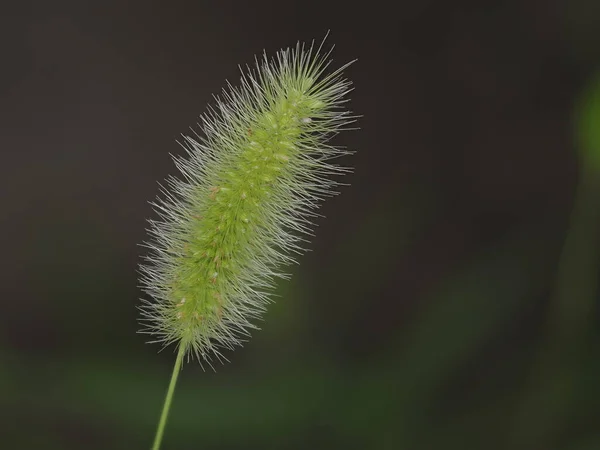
[{"x1": 152, "y1": 344, "x2": 186, "y2": 450}]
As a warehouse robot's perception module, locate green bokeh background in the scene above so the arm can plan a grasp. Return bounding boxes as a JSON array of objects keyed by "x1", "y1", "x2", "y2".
[{"x1": 2, "y1": 1, "x2": 600, "y2": 449}]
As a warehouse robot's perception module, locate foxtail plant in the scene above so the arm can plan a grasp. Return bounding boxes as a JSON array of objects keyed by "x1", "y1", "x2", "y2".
[{"x1": 139, "y1": 38, "x2": 356, "y2": 449}]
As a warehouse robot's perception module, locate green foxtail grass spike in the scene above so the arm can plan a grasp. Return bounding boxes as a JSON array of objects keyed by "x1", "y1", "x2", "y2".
[{"x1": 139, "y1": 38, "x2": 357, "y2": 365}]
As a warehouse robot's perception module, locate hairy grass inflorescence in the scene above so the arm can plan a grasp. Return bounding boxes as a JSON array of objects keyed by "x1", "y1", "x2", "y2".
[{"x1": 139, "y1": 38, "x2": 356, "y2": 366}]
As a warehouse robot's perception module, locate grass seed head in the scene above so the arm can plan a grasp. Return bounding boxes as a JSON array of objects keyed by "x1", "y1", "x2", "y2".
[{"x1": 139, "y1": 38, "x2": 356, "y2": 365}]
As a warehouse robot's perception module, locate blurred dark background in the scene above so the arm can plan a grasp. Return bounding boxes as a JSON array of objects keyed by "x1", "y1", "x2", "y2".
[{"x1": 2, "y1": 1, "x2": 600, "y2": 449}]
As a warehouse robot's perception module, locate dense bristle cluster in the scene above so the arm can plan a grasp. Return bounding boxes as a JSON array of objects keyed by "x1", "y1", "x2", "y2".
[{"x1": 139, "y1": 39, "x2": 355, "y2": 364}]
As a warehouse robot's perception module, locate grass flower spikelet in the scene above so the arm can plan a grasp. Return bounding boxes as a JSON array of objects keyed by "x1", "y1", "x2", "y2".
[{"x1": 139, "y1": 40, "x2": 355, "y2": 364}]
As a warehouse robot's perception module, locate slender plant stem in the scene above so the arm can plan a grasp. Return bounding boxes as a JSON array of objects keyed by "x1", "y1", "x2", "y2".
[{"x1": 152, "y1": 345, "x2": 186, "y2": 450}]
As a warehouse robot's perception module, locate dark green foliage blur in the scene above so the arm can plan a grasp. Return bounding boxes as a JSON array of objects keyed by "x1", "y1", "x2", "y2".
[{"x1": 1, "y1": 1, "x2": 600, "y2": 449}]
